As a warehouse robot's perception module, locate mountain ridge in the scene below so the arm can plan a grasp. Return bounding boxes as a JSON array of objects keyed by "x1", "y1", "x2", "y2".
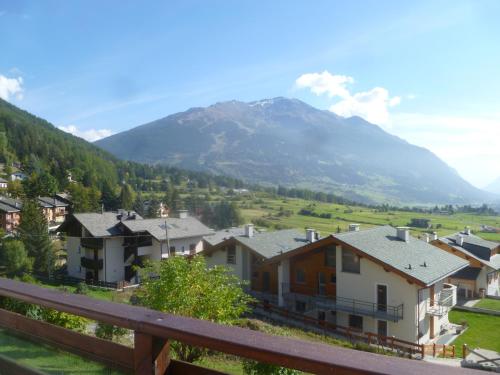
[{"x1": 95, "y1": 97, "x2": 496, "y2": 205}]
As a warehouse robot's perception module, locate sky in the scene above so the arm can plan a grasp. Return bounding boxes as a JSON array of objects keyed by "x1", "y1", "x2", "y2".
[{"x1": 1, "y1": 0, "x2": 499, "y2": 188}]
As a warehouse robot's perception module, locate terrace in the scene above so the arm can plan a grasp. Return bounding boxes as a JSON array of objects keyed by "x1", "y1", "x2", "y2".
[{"x1": 0, "y1": 278, "x2": 481, "y2": 375}]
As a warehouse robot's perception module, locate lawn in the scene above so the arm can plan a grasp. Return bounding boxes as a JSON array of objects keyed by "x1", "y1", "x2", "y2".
[
  {"x1": 449, "y1": 310, "x2": 500, "y2": 357},
  {"x1": 474, "y1": 298, "x2": 500, "y2": 311},
  {"x1": 0, "y1": 328, "x2": 124, "y2": 374}
]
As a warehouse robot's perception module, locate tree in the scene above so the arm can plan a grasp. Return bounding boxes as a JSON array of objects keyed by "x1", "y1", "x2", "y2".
[
  {"x1": 133, "y1": 192, "x2": 145, "y2": 216},
  {"x1": 67, "y1": 183, "x2": 101, "y2": 212},
  {"x1": 100, "y1": 180, "x2": 119, "y2": 211},
  {"x1": 0, "y1": 240, "x2": 32, "y2": 277},
  {"x1": 201, "y1": 201, "x2": 244, "y2": 229},
  {"x1": 119, "y1": 183, "x2": 135, "y2": 210},
  {"x1": 18, "y1": 199, "x2": 54, "y2": 275},
  {"x1": 135, "y1": 256, "x2": 253, "y2": 362},
  {"x1": 23, "y1": 171, "x2": 59, "y2": 197},
  {"x1": 146, "y1": 198, "x2": 160, "y2": 218},
  {"x1": 7, "y1": 180, "x2": 23, "y2": 198}
]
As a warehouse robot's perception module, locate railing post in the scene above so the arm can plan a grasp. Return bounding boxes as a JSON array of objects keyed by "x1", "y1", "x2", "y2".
[
  {"x1": 134, "y1": 331, "x2": 170, "y2": 375},
  {"x1": 432, "y1": 343, "x2": 436, "y2": 357},
  {"x1": 463, "y1": 344, "x2": 468, "y2": 359},
  {"x1": 452, "y1": 345, "x2": 455, "y2": 358}
]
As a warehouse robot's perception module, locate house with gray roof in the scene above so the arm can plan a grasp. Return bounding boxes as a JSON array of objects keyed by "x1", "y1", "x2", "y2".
[
  {"x1": 217, "y1": 224, "x2": 468, "y2": 345},
  {"x1": 60, "y1": 210, "x2": 213, "y2": 285},
  {"x1": 432, "y1": 228, "x2": 500, "y2": 298}
]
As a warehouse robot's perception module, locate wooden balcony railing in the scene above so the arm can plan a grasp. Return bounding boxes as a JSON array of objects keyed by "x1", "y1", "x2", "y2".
[
  {"x1": 0, "y1": 278, "x2": 482, "y2": 375},
  {"x1": 80, "y1": 237, "x2": 104, "y2": 250},
  {"x1": 80, "y1": 256, "x2": 104, "y2": 270}
]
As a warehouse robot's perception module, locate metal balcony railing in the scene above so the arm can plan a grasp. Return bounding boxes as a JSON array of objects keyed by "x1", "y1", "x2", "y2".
[
  {"x1": 427, "y1": 293, "x2": 454, "y2": 317},
  {"x1": 282, "y1": 283, "x2": 404, "y2": 322},
  {"x1": 0, "y1": 278, "x2": 478, "y2": 375}
]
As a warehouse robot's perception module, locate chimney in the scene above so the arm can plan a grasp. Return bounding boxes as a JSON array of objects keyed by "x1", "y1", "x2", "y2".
[
  {"x1": 178, "y1": 210, "x2": 188, "y2": 219},
  {"x1": 349, "y1": 223, "x2": 360, "y2": 232},
  {"x1": 464, "y1": 226, "x2": 471, "y2": 235},
  {"x1": 245, "y1": 224, "x2": 254, "y2": 238},
  {"x1": 455, "y1": 234, "x2": 464, "y2": 247},
  {"x1": 432, "y1": 232, "x2": 438, "y2": 241},
  {"x1": 396, "y1": 227, "x2": 410, "y2": 242},
  {"x1": 306, "y1": 228, "x2": 316, "y2": 243}
]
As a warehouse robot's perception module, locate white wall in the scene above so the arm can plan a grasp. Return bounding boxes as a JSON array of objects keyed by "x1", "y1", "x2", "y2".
[
  {"x1": 205, "y1": 244, "x2": 250, "y2": 282},
  {"x1": 480, "y1": 266, "x2": 500, "y2": 296},
  {"x1": 103, "y1": 237, "x2": 125, "y2": 283},
  {"x1": 66, "y1": 236, "x2": 83, "y2": 279}
]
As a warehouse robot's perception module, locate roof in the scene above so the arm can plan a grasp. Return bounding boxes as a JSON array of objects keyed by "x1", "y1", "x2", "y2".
[
  {"x1": 235, "y1": 229, "x2": 308, "y2": 259},
  {"x1": 333, "y1": 226, "x2": 469, "y2": 286},
  {"x1": 450, "y1": 266, "x2": 482, "y2": 281},
  {"x1": 120, "y1": 217, "x2": 214, "y2": 241},
  {"x1": 0, "y1": 196, "x2": 22, "y2": 210},
  {"x1": 438, "y1": 232, "x2": 500, "y2": 270},
  {"x1": 0, "y1": 201, "x2": 19, "y2": 213},
  {"x1": 38, "y1": 196, "x2": 69, "y2": 208},
  {"x1": 72, "y1": 212, "x2": 127, "y2": 237},
  {"x1": 0, "y1": 177, "x2": 7, "y2": 183},
  {"x1": 204, "y1": 227, "x2": 246, "y2": 246}
]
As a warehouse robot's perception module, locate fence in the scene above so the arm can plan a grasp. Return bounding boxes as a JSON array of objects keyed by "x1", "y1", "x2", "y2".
[
  {"x1": 423, "y1": 343, "x2": 456, "y2": 358},
  {"x1": 0, "y1": 278, "x2": 481, "y2": 375}
]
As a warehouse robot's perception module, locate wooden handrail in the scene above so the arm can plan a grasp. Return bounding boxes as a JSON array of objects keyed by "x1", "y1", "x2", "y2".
[{"x1": 0, "y1": 278, "x2": 480, "y2": 375}]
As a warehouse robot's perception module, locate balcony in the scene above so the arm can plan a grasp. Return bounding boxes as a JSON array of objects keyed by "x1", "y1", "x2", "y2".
[
  {"x1": 80, "y1": 257, "x2": 103, "y2": 270},
  {"x1": 0, "y1": 278, "x2": 468, "y2": 375},
  {"x1": 80, "y1": 237, "x2": 103, "y2": 250},
  {"x1": 282, "y1": 283, "x2": 404, "y2": 322}
]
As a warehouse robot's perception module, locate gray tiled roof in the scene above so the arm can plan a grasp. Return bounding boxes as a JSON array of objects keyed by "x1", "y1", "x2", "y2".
[
  {"x1": 38, "y1": 196, "x2": 69, "y2": 208},
  {"x1": 236, "y1": 229, "x2": 308, "y2": 259},
  {"x1": 0, "y1": 178, "x2": 7, "y2": 183},
  {"x1": 72, "y1": 212, "x2": 127, "y2": 237},
  {"x1": 120, "y1": 217, "x2": 214, "y2": 241},
  {"x1": 438, "y1": 233, "x2": 500, "y2": 270},
  {"x1": 204, "y1": 227, "x2": 247, "y2": 246},
  {"x1": 0, "y1": 201, "x2": 19, "y2": 213},
  {"x1": 0, "y1": 196, "x2": 22, "y2": 210},
  {"x1": 450, "y1": 266, "x2": 482, "y2": 281},
  {"x1": 334, "y1": 226, "x2": 468, "y2": 286}
]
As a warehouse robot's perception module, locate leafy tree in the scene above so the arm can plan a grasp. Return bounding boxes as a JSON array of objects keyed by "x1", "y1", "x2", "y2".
[
  {"x1": 23, "y1": 171, "x2": 59, "y2": 197},
  {"x1": 0, "y1": 240, "x2": 32, "y2": 277},
  {"x1": 133, "y1": 192, "x2": 146, "y2": 216},
  {"x1": 119, "y1": 183, "x2": 135, "y2": 210},
  {"x1": 18, "y1": 199, "x2": 54, "y2": 275},
  {"x1": 146, "y1": 198, "x2": 160, "y2": 218},
  {"x1": 100, "y1": 180, "x2": 120, "y2": 210},
  {"x1": 7, "y1": 180, "x2": 23, "y2": 198},
  {"x1": 67, "y1": 183, "x2": 101, "y2": 212},
  {"x1": 135, "y1": 256, "x2": 253, "y2": 363},
  {"x1": 95, "y1": 322, "x2": 127, "y2": 341},
  {"x1": 201, "y1": 201, "x2": 244, "y2": 229}
]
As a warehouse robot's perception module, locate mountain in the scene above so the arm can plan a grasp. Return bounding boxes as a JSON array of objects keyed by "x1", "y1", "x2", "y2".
[
  {"x1": 0, "y1": 98, "x2": 119, "y2": 187},
  {"x1": 485, "y1": 176, "x2": 500, "y2": 195},
  {"x1": 95, "y1": 97, "x2": 495, "y2": 205}
]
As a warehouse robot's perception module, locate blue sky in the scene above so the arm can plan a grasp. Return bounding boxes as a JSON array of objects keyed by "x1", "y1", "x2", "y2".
[{"x1": 1, "y1": 0, "x2": 499, "y2": 187}]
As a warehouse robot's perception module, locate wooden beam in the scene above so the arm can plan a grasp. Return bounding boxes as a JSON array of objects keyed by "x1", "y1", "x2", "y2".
[{"x1": 134, "y1": 331, "x2": 169, "y2": 375}]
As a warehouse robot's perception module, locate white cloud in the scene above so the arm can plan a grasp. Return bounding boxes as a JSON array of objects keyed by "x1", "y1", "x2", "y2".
[
  {"x1": 58, "y1": 125, "x2": 113, "y2": 142},
  {"x1": 295, "y1": 71, "x2": 353, "y2": 98},
  {"x1": 0, "y1": 74, "x2": 23, "y2": 101},
  {"x1": 295, "y1": 70, "x2": 400, "y2": 125}
]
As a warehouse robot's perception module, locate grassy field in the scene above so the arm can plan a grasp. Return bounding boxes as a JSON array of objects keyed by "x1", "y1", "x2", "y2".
[
  {"x1": 0, "y1": 328, "x2": 123, "y2": 375},
  {"x1": 237, "y1": 193, "x2": 500, "y2": 241},
  {"x1": 474, "y1": 298, "x2": 500, "y2": 311},
  {"x1": 449, "y1": 310, "x2": 500, "y2": 357}
]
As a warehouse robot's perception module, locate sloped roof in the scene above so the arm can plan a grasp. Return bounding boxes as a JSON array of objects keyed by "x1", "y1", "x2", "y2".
[
  {"x1": 334, "y1": 226, "x2": 468, "y2": 286},
  {"x1": 450, "y1": 266, "x2": 482, "y2": 281},
  {"x1": 120, "y1": 217, "x2": 214, "y2": 241},
  {"x1": 72, "y1": 212, "x2": 127, "y2": 237},
  {"x1": 438, "y1": 233, "x2": 500, "y2": 270},
  {"x1": 0, "y1": 196, "x2": 22, "y2": 210},
  {"x1": 236, "y1": 229, "x2": 308, "y2": 259},
  {"x1": 0, "y1": 201, "x2": 19, "y2": 213},
  {"x1": 38, "y1": 196, "x2": 69, "y2": 208},
  {"x1": 204, "y1": 227, "x2": 246, "y2": 246}
]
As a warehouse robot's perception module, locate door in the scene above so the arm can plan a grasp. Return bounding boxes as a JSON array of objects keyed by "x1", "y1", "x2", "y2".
[
  {"x1": 262, "y1": 272, "x2": 270, "y2": 292},
  {"x1": 377, "y1": 320, "x2": 387, "y2": 337},
  {"x1": 377, "y1": 284, "x2": 387, "y2": 311},
  {"x1": 318, "y1": 272, "x2": 326, "y2": 295}
]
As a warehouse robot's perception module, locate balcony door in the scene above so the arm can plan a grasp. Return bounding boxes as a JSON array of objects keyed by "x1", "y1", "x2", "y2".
[
  {"x1": 318, "y1": 272, "x2": 326, "y2": 295},
  {"x1": 377, "y1": 284, "x2": 387, "y2": 312}
]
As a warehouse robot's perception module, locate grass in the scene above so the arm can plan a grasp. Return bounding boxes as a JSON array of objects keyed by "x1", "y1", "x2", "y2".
[
  {"x1": 449, "y1": 310, "x2": 500, "y2": 357},
  {"x1": 0, "y1": 328, "x2": 124, "y2": 374},
  {"x1": 237, "y1": 193, "x2": 500, "y2": 241},
  {"x1": 474, "y1": 298, "x2": 500, "y2": 311}
]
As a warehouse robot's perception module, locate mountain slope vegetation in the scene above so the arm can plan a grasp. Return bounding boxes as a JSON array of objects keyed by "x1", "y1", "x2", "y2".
[{"x1": 96, "y1": 97, "x2": 494, "y2": 205}]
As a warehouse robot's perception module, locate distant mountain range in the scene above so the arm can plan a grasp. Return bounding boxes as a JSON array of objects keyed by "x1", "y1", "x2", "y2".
[
  {"x1": 485, "y1": 176, "x2": 500, "y2": 195},
  {"x1": 96, "y1": 97, "x2": 497, "y2": 205}
]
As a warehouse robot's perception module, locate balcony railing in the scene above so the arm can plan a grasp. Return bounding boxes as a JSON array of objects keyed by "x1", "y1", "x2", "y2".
[
  {"x1": 0, "y1": 278, "x2": 480, "y2": 375},
  {"x1": 427, "y1": 293, "x2": 454, "y2": 317},
  {"x1": 80, "y1": 237, "x2": 103, "y2": 250},
  {"x1": 282, "y1": 283, "x2": 404, "y2": 322},
  {"x1": 80, "y1": 257, "x2": 103, "y2": 270}
]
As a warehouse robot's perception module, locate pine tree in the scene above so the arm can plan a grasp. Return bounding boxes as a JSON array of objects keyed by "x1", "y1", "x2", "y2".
[
  {"x1": 18, "y1": 199, "x2": 54, "y2": 276},
  {"x1": 119, "y1": 183, "x2": 135, "y2": 210}
]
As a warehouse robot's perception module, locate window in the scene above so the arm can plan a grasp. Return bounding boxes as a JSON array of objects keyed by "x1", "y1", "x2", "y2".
[
  {"x1": 377, "y1": 320, "x2": 388, "y2": 337},
  {"x1": 318, "y1": 311, "x2": 326, "y2": 321},
  {"x1": 295, "y1": 301, "x2": 306, "y2": 313},
  {"x1": 189, "y1": 244, "x2": 196, "y2": 252},
  {"x1": 325, "y1": 245, "x2": 336, "y2": 267},
  {"x1": 226, "y1": 245, "x2": 236, "y2": 264},
  {"x1": 342, "y1": 248, "x2": 360, "y2": 274},
  {"x1": 262, "y1": 272, "x2": 270, "y2": 292},
  {"x1": 169, "y1": 246, "x2": 176, "y2": 253},
  {"x1": 349, "y1": 314, "x2": 363, "y2": 330},
  {"x1": 295, "y1": 268, "x2": 306, "y2": 283},
  {"x1": 330, "y1": 274, "x2": 336, "y2": 283}
]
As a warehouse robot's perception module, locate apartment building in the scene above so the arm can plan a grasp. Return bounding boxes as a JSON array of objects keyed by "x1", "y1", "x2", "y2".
[
  {"x1": 431, "y1": 227, "x2": 500, "y2": 297},
  {"x1": 61, "y1": 210, "x2": 213, "y2": 284},
  {"x1": 203, "y1": 224, "x2": 468, "y2": 344}
]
